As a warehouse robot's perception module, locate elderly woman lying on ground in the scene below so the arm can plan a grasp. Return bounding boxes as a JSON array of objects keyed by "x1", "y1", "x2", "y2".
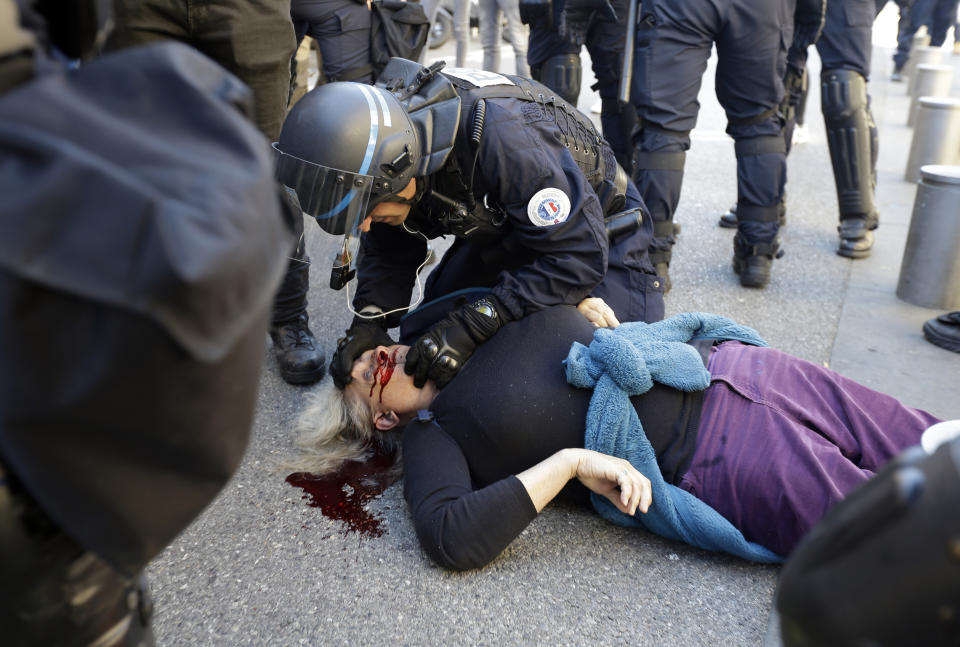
[{"x1": 290, "y1": 301, "x2": 940, "y2": 569}]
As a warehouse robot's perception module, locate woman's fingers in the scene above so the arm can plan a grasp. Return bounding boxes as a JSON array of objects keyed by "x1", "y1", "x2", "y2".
[
  {"x1": 574, "y1": 449, "x2": 652, "y2": 516},
  {"x1": 615, "y1": 466, "x2": 651, "y2": 516},
  {"x1": 577, "y1": 297, "x2": 620, "y2": 328}
]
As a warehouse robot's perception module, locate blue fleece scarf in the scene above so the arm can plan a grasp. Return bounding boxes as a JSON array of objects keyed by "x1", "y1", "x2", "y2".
[{"x1": 563, "y1": 312, "x2": 783, "y2": 563}]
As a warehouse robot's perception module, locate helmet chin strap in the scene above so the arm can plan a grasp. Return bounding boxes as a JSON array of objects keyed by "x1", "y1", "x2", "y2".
[{"x1": 345, "y1": 222, "x2": 432, "y2": 320}]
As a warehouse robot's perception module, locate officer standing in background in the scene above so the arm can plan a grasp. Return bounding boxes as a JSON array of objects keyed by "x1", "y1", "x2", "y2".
[
  {"x1": 719, "y1": 0, "x2": 880, "y2": 262},
  {"x1": 0, "y1": 1, "x2": 296, "y2": 643},
  {"x1": 718, "y1": 0, "x2": 826, "y2": 230},
  {"x1": 291, "y1": 0, "x2": 375, "y2": 84},
  {"x1": 274, "y1": 60, "x2": 664, "y2": 390},
  {"x1": 794, "y1": 0, "x2": 882, "y2": 259},
  {"x1": 519, "y1": 0, "x2": 639, "y2": 173},
  {"x1": 105, "y1": 0, "x2": 327, "y2": 386},
  {"x1": 630, "y1": 0, "x2": 805, "y2": 290},
  {"x1": 876, "y1": 0, "x2": 914, "y2": 82}
]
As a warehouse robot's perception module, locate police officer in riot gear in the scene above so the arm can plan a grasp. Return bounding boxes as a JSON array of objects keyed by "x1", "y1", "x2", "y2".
[
  {"x1": 718, "y1": 0, "x2": 826, "y2": 229},
  {"x1": 275, "y1": 59, "x2": 664, "y2": 390},
  {"x1": 718, "y1": 0, "x2": 879, "y2": 260},
  {"x1": 106, "y1": 0, "x2": 327, "y2": 386},
  {"x1": 520, "y1": 0, "x2": 639, "y2": 174},
  {"x1": 630, "y1": 0, "x2": 823, "y2": 290},
  {"x1": 813, "y1": 0, "x2": 881, "y2": 258},
  {"x1": 0, "y1": 0, "x2": 295, "y2": 644}
]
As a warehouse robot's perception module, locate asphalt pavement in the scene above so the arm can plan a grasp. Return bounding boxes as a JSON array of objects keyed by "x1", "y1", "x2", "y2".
[{"x1": 145, "y1": 10, "x2": 960, "y2": 645}]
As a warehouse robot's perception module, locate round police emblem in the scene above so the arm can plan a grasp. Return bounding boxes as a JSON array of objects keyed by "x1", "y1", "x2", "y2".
[{"x1": 526, "y1": 188, "x2": 571, "y2": 227}]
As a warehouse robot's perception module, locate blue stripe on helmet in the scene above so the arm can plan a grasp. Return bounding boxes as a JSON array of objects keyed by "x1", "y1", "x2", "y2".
[{"x1": 315, "y1": 84, "x2": 381, "y2": 221}]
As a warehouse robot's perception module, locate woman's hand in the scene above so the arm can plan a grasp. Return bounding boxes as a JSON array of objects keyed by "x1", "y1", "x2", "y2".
[
  {"x1": 516, "y1": 448, "x2": 651, "y2": 515},
  {"x1": 574, "y1": 449, "x2": 651, "y2": 516},
  {"x1": 577, "y1": 297, "x2": 620, "y2": 328}
]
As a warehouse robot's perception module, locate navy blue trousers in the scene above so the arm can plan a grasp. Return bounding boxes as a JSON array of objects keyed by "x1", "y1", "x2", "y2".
[
  {"x1": 527, "y1": 0, "x2": 638, "y2": 169},
  {"x1": 630, "y1": 0, "x2": 792, "y2": 259}
]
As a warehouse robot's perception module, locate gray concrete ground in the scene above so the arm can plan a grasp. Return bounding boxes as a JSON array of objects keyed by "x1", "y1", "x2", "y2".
[{"x1": 146, "y1": 10, "x2": 959, "y2": 645}]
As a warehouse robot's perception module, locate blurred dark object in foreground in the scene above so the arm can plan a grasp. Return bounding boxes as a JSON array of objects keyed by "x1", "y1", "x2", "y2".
[
  {"x1": 776, "y1": 433, "x2": 960, "y2": 646},
  {"x1": 0, "y1": 2, "x2": 295, "y2": 644}
]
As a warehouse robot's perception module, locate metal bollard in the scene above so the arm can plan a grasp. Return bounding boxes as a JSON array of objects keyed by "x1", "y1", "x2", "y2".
[
  {"x1": 908, "y1": 64, "x2": 954, "y2": 126},
  {"x1": 906, "y1": 46, "x2": 945, "y2": 96},
  {"x1": 905, "y1": 97, "x2": 960, "y2": 182},
  {"x1": 896, "y1": 165, "x2": 960, "y2": 310}
]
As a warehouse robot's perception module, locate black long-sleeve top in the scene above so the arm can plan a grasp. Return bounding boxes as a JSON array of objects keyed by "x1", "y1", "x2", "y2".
[{"x1": 402, "y1": 306, "x2": 708, "y2": 570}]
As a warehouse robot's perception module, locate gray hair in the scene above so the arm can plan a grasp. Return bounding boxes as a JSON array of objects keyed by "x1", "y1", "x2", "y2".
[{"x1": 282, "y1": 380, "x2": 402, "y2": 476}]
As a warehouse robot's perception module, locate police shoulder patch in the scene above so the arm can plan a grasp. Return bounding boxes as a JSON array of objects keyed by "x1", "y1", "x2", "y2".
[{"x1": 527, "y1": 188, "x2": 571, "y2": 227}]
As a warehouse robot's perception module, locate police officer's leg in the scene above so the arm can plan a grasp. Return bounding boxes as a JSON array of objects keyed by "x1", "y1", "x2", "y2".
[
  {"x1": 885, "y1": 0, "x2": 914, "y2": 78},
  {"x1": 716, "y1": 0, "x2": 789, "y2": 288},
  {"x1": 190, "y1": 2, "x2": 326, "y2": 384},
  {"x1": 107, "y1": 0, "x2": 319, "y2": 385},
  {"x1": 727, "y1": 133, "x2": 787, "y2": 287},
  {"x1": 585, "y1": 0, "x2": 638, "y2": 174},
  {"x1": 817, "y1": 0, "x2": 880, "y2": 259},
  {"x1": 499, "y1": 0, "x2": 531, "y2": 76},
  {"x1": 419, "y1": 0, "x2": 444, "y2": 63},
  {"x1": 1, "y1": 463, "x2": 155, "y2": 646},
  {"x1": 478, "y1": 0, "x2": 504, "y2": 72},
  {"x1": 631, "y1": 0, "x2": 715, "y2": 292},
  {"x1": 527, "y1": 4, "x2": 583, "y2": 105},
  {"x1": 894, "y1": 0, "x2": 937, "y2": 74},
  {"x1": 453, "y1": 0, "x2": 472, "y2": 66},
  {"x1": 104, "y1": 0, "x2": 190, "y2": 50},
  {"x1": 928, "y1": 0, "x2": 960, "y2": 45},
  {"x1": 719, "y1": 53, "x2": 805, "y2": 230},
  {"x1": 530, "y1": 52, "x2": 581, "y2": 104}
]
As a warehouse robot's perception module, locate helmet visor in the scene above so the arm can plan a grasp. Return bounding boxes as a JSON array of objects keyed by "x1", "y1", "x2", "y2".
[{"x1": 273, "y1": 143, "x2": 375, "y2": 236}]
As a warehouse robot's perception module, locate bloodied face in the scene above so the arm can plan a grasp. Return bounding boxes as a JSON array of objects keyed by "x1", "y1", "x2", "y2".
[{"x1": 346, "y1": 345, "x2": 437, "y2": 430}]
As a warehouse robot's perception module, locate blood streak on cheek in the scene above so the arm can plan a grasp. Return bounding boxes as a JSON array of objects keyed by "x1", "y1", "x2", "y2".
[{"x1": 368, "y1": 349, "x2": 398, "y2": 403}]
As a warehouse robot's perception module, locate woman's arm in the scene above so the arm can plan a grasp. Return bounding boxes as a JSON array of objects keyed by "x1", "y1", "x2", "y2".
[
  {"x1": 402, "y1": 423, "x2": 651, "y2": 571},
  {"x1": 517, "y1": 448, "x2": 650, "y2": 515}
]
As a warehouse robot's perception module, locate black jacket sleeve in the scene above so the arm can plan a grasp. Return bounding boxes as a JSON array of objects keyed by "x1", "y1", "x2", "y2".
[
  {"x1": 352, "y1": 221, "x2": 429, "y2": 326},
  {"x1": 402, "y1": 418, "x2": 538, "y2": 570},
  {"x1": 790, "y1": 0, "x2": 826, "y2": 68},
  {"x1": 475, "y1": 100, "x2": 609, "y2": 321}
]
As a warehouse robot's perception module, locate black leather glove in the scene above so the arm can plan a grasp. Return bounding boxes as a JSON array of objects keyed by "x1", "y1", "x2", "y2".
[
  {"x1": 557, "y1": 0, "x2": 616, "y2": 47},
  {"x1": 330, "y1": 314, "x2": 395, "y2": 389},
  {"x1": 404, "y1": 297, "x2": 508, "y2": 389}
]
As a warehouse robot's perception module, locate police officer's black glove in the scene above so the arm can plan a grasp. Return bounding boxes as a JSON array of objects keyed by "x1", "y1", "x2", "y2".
[
  {"x1": 557, "y1": 0, "x2": 617, "y2": 47},
  {"x1": 404, "y1": 297, "x2": 508, "y2": 389},
  {"x1": 330, "y1": 314, "x2": 395, "y2": 389}
]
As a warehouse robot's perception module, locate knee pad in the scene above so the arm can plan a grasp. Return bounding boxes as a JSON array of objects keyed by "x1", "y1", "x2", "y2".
[
  {"x1": 531, "y1": 53, "x2": 582, "y2": 105},
  {"x1": 820, "y1": 68, "x2": 877, "y2": 219}
]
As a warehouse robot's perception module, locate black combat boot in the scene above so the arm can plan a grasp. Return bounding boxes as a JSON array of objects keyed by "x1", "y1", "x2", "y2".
[
  {"x1": 922, "y1": 312, "x2": 960, "y2": 353},
  {"x1": 733, "y1": 234, "x2": 782, "y2": 288},
  {"x1": 270, "y1": 314, "x2": 325, "y2": 385},
  {"x1": 837, "y1": 214, "x2": 878, "y2": 259}
]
